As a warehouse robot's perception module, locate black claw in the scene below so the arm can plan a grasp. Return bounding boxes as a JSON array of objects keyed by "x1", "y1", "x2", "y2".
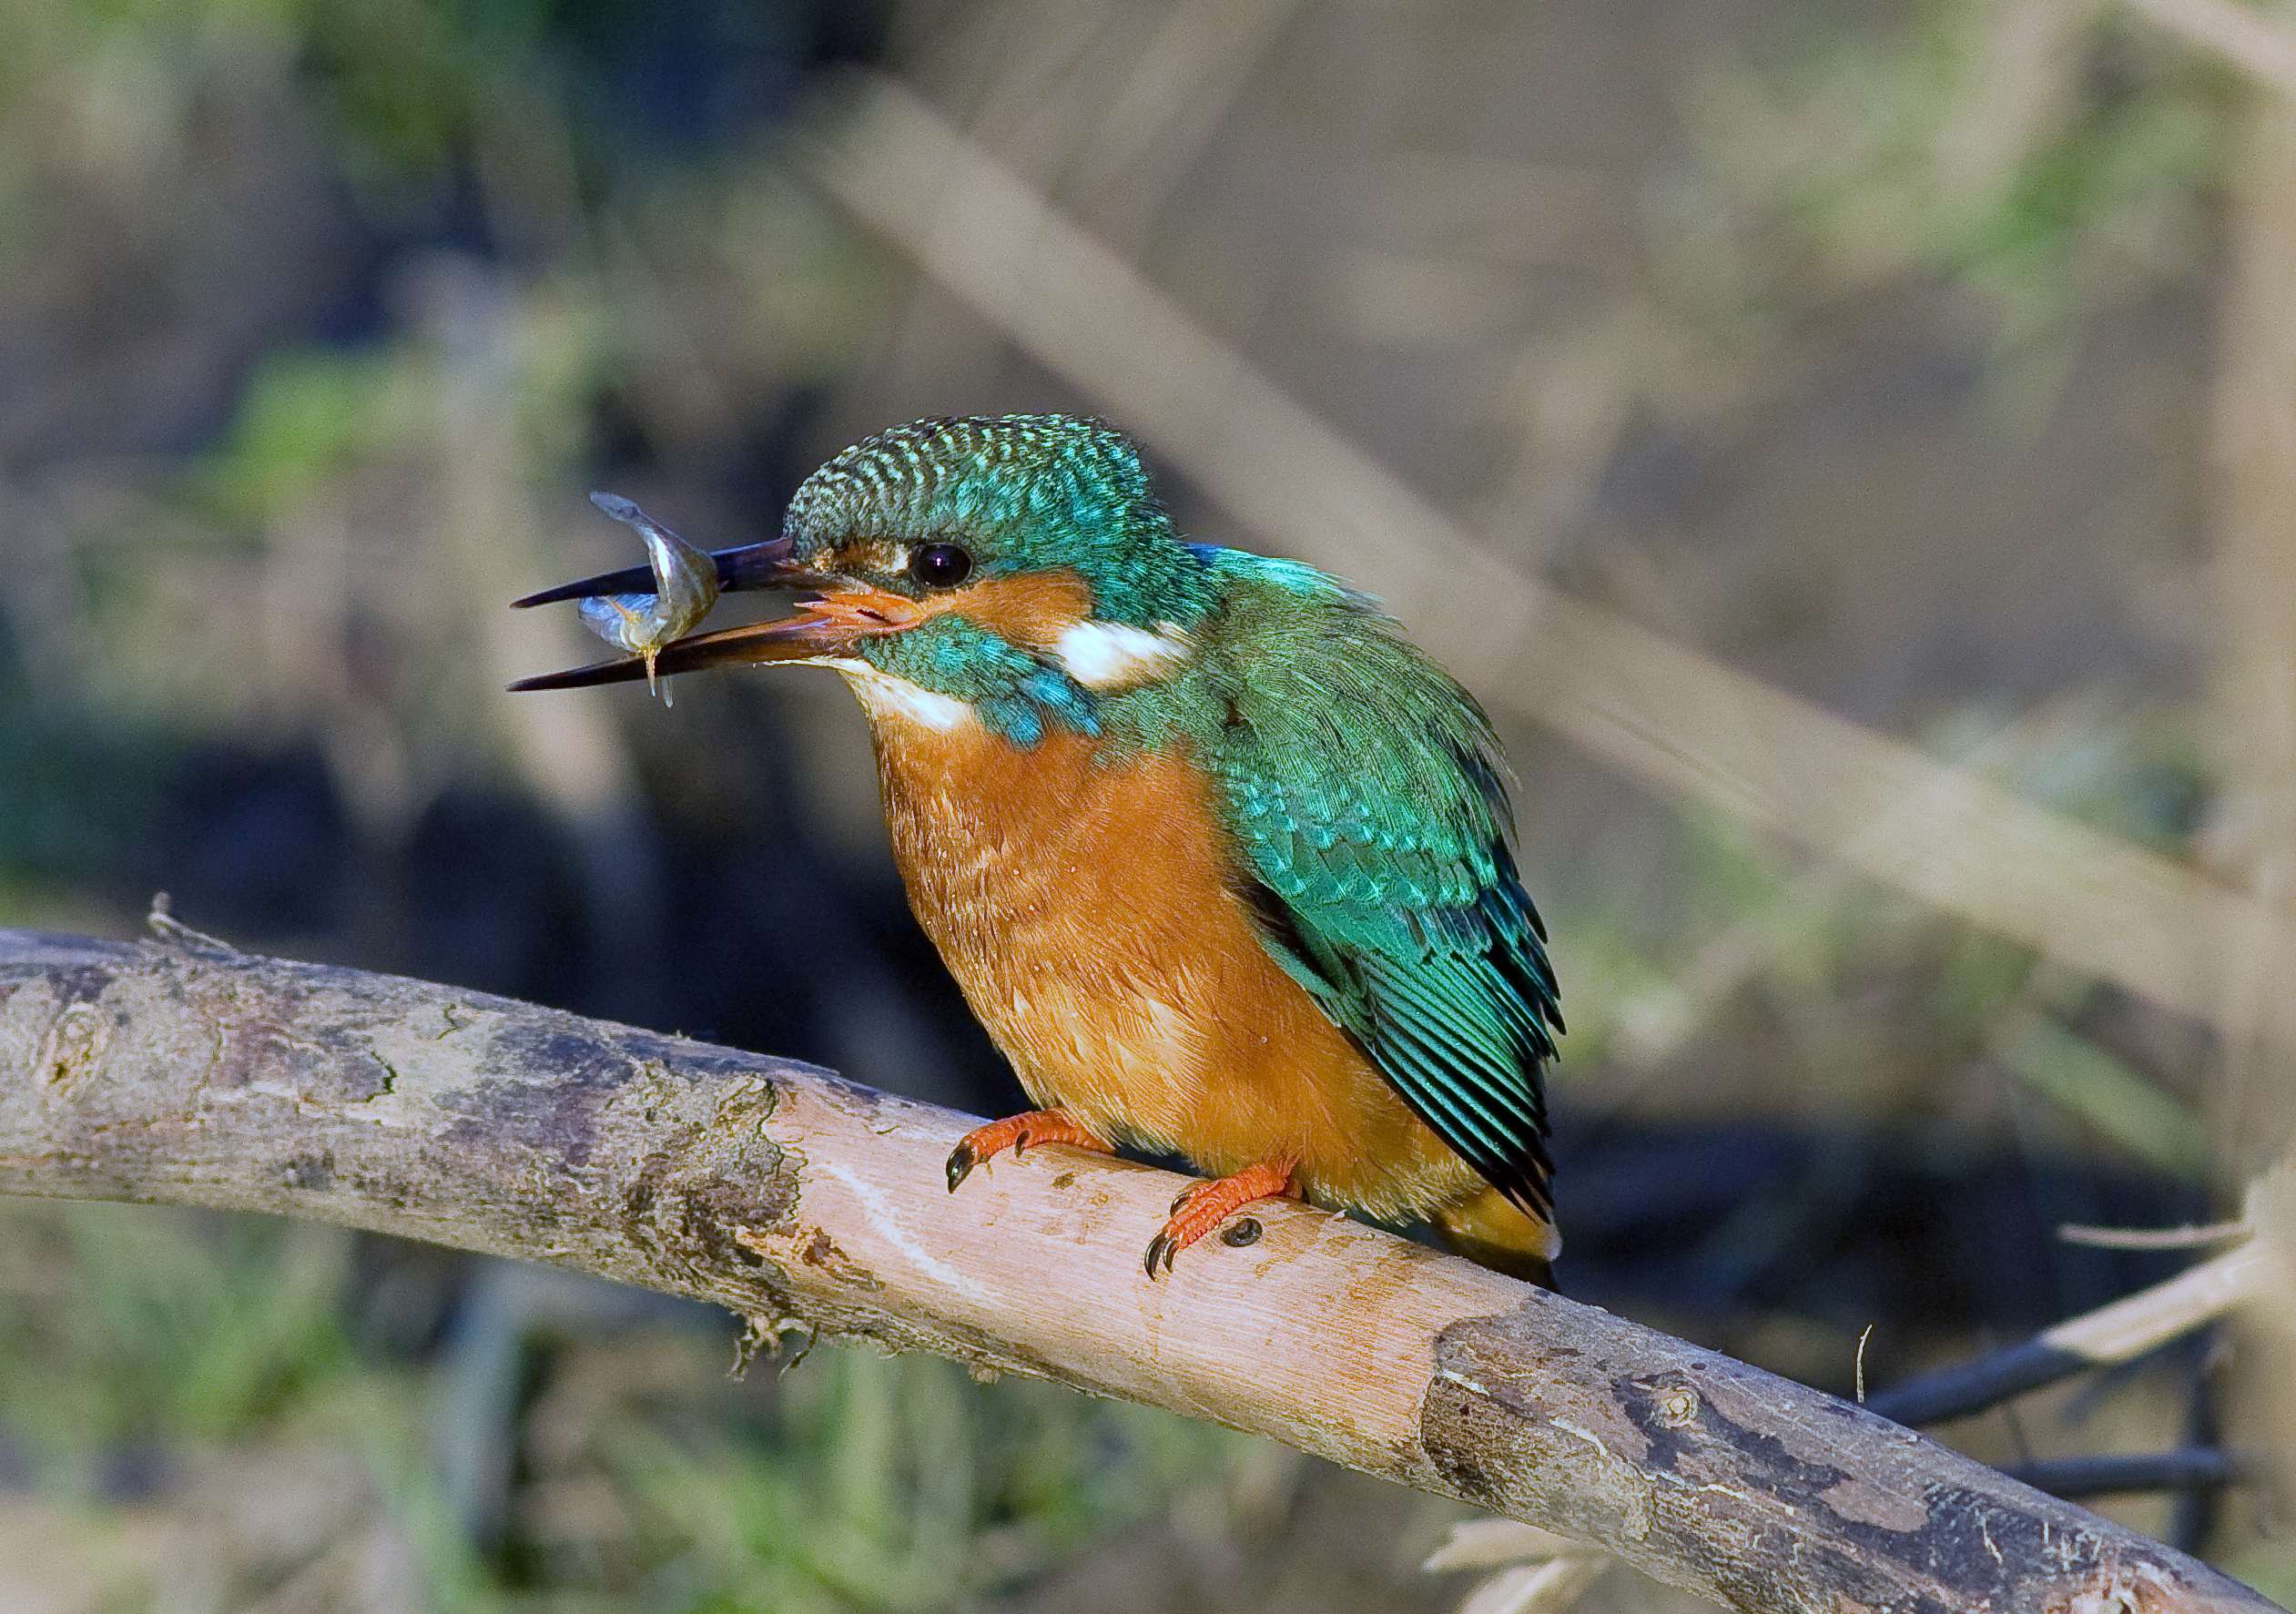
[
  {"x1": 1170, "y1": 1188, "x2": 1194, "y2": 1215},
  {"x1": 946, "y1": 1142, "x2": 978, "y2": 1193},
  {"x1": 1143, "y1": 1233, "x2": 1170, "y2": 1279},
  {"x1": 1220, "y1": 1218, "x2": 1262, "y2": 1248}
]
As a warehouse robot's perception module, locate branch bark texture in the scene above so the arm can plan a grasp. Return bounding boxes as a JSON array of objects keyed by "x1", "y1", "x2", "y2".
[{"x1": 0, "y1": 929, "x2": 2274, "y2": 1614}]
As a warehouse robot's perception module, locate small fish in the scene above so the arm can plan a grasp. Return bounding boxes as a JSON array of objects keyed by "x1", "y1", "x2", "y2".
[{"x1": 575, "y1": 492, "x2": 721, "y2": 705}]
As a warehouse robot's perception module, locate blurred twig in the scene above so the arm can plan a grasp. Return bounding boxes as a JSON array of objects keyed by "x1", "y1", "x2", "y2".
[
  {"x1": 1611, "y1": 688, "x2": 2114, "y2": 1073},
  {"x1": 2197, "y1": 21, "x2": 2296, "y2": 1517},
  {"x1": 798, "y1": 75, "x2": 2296, "y2": 1061},
  {"x1": 1061, "y1": 0, "x2": 1306, "y2": 245},
  {"x1": 1455, "y1": 1556, "x2": 1610, "y2": 1614},
  {"x1": 2060, "y1": 1219, "x2": 2253, "y2": 1250},
  {"x1": 1869, "y1": 1239, "x2": 2268, "y2": 1426},
  {"x1": 1990, "y1": 1004, "x2": 2214, "y2": 1180},
  {"x1": 0, "y1": 928, "x2": 2276, "y2": 1614},
  {"x1": 2202, "y1": 68, "x2": 2296, "y2": 1178},
  {"x1": 1425, "y1": 1520, "x2": 1613, "y2": 1614},
  {"x1": 2122, "y1": 0, "x2": 2296, "y2": 96},
  {"x1": 2006, "y1": 1447, "x2": 2254, "y2": 1501}
]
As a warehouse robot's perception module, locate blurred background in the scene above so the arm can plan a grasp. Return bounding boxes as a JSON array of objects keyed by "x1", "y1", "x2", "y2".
[{"x1": 2, "y1": 0, "x2": 2292, "y2": 1609}]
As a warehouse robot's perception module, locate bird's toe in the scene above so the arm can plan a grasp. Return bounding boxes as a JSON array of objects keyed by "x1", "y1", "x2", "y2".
[{"x1": 945, "y1": 1141, "x2": 980, "y2": 1193}]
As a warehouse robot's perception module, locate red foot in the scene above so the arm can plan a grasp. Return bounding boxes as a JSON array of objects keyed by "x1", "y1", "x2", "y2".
[
  {"x1": 945, "y1": 1109, "x2": 1110, "y2": 1193},
  {"x1": 1143, "y1": 1159, "x2": 1299, "y2": 1277}
]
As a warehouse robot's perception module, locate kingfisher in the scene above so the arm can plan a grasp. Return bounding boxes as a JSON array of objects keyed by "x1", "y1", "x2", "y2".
[{"x1": 512, "y1": 416, "x2": 1563, "y2": 1283}]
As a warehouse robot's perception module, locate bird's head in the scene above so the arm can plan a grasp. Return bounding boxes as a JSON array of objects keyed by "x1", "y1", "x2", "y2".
[{"x1": 512, "y1": 416, "x2": 1217, "y2": 743}]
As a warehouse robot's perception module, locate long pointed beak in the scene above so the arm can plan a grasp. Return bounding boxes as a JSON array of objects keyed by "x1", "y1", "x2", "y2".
[
  {"x1": 509, "y1": 492, "x2": 886, "y2": 695},
  {"x1": 509, "y1": 538, "x2": 815, "y2": 608},
  {"x1": 508, "y1": 589, "x2": 924, "y2": 694}
]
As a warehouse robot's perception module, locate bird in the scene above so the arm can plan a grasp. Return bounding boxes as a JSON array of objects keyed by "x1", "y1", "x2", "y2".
[{"x1": 511, "y1": 415, "x2": 1563, "y2": 1284}]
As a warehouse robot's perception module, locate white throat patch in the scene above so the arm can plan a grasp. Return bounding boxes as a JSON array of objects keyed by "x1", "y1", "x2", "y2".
[
  {"x1": 830, "y1": 661, "x2": 977, "y2": 732},
  {"x1": 1052, "y1": 620, "x2": 1193, "y2": 690}
]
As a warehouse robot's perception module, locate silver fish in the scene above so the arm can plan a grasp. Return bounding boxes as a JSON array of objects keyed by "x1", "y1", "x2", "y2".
[{"x1": 575, "y1": 492, "x2": 722, "y2": 705}]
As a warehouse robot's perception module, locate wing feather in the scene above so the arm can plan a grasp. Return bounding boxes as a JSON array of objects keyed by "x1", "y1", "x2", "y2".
[{"x1": 1205, "y1": 573, "x2": 1562, "y2": 1219}]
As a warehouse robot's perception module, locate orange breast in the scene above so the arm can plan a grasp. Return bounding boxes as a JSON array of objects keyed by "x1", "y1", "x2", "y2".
[{"x1": 863, "y1": 702, "x2": 1480, "y2": 1221}]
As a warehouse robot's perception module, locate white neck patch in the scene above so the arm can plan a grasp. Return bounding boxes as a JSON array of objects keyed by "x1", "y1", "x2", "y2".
[
  {"x1": 830, "y1": 661, "x2": 977, "y2": 733},
  {"x1": 1052, "y1": 620, "x2": 1193, "y2": 690}
]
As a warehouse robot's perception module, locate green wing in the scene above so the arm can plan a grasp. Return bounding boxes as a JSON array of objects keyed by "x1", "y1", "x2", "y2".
[{"x1": 1204, "y1": 563, "x2": 1562, "y2": 1218}]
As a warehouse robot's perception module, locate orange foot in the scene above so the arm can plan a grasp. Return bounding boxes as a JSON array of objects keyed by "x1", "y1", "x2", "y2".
[
  {"x1": 1143, "y1": 1159, "x2": 1299, "y2": 1278},
  {"x1": 945, "y1": 1109, "x2": 1111, "y2": 1193}
]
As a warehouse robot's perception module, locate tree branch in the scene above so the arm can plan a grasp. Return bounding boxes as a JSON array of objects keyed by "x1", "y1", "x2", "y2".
[{"x1": 0, "y1": 929, "x2": 2274, "y2": 1614}]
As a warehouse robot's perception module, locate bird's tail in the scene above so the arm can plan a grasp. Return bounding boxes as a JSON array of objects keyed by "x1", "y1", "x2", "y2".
[{"x1": 1431, "y1": 1186, "x2": 1562, "y2": 1291}]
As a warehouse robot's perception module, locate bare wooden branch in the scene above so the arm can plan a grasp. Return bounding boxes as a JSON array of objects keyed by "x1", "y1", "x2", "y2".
[{"x1": 0, "y1": 929, "x2": 2276, "y2": 1614}]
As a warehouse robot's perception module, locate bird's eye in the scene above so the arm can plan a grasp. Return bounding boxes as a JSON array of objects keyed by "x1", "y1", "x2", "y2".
[{"x1": 909, "y1": 542, "x2": 972, "y2": 589}]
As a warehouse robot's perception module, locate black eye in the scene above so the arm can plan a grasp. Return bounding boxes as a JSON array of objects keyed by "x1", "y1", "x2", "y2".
[{"x1": 909, "y1": 542, "x2": 972, "y2": 589}]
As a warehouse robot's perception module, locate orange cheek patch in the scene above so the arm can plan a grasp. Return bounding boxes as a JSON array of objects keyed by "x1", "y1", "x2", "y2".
[{"x1": 918, "y1": 569, "x2": 1093, "y2": 653}]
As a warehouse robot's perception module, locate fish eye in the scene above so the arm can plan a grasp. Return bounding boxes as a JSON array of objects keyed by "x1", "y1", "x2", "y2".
[{"x1": 909, "y1": 542, "x2": 972, "y2": 589}]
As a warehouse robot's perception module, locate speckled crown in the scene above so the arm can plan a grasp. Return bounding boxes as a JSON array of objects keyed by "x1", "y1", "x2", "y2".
[{"x1": 781, "y1": 415, "x2": 1163, "y2": 554}]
